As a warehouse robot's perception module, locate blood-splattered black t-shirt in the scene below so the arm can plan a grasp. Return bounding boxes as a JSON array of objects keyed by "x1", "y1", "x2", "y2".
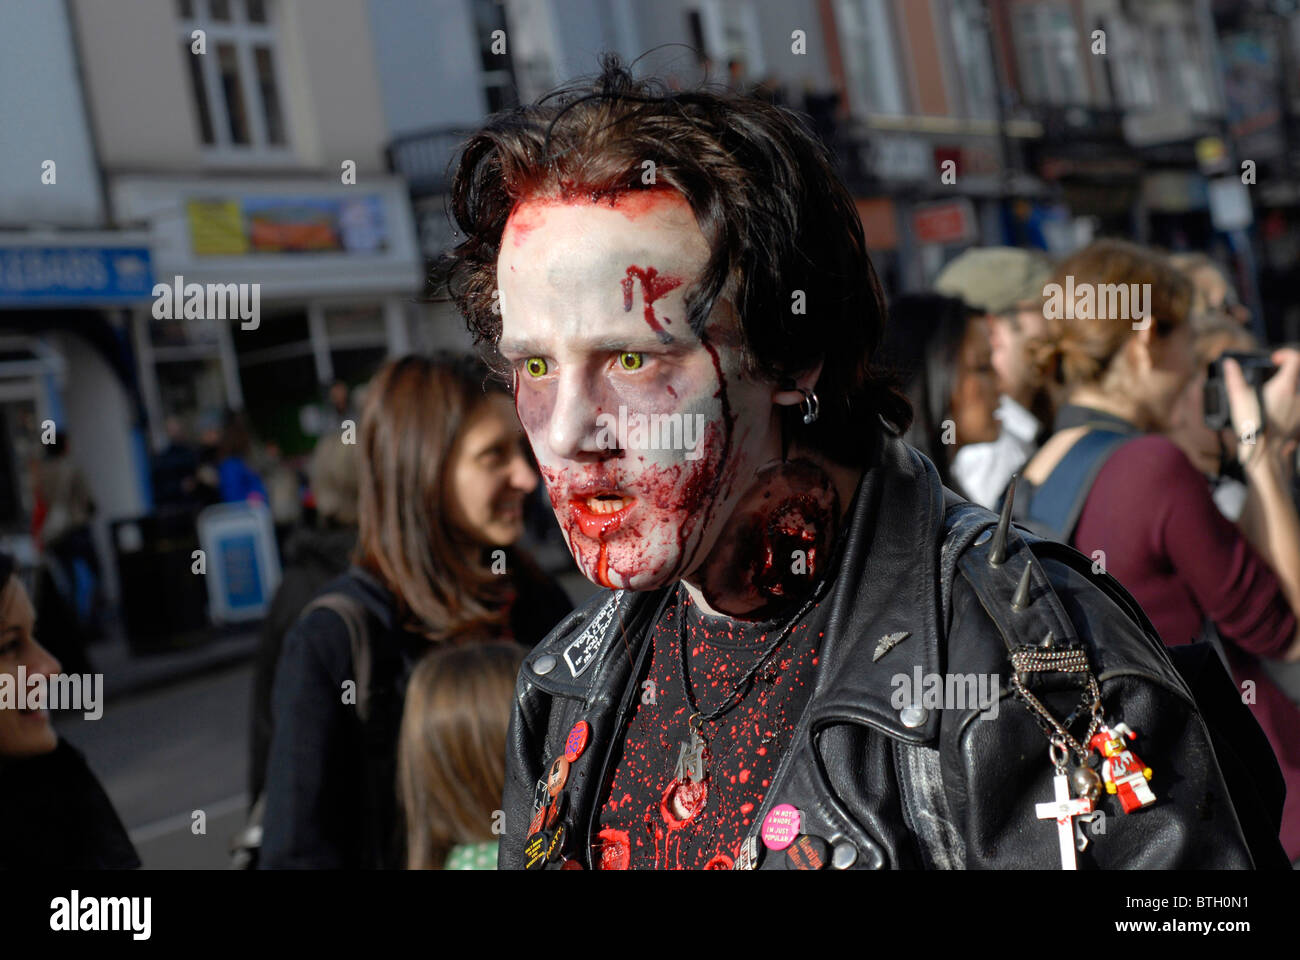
[{"x1": 595, "y1": 588, "x2": 821, "y2": 869}]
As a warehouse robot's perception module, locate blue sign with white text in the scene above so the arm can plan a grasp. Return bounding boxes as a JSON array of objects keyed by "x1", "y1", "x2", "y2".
[{"x1": 0, "y1": 246, "x2": 154, "y2": 305}]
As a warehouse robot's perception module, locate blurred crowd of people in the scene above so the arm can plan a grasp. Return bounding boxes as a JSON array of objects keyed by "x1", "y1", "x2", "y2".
[
  {"x1": 7, "y1": 236, "x2": 1300, "y2": 869},
  {"x1": 890, "y1": 239, "x2": 1300, "y2": 862},
  {"x1": 2, "y1": 353, "x2": 578, "y2": 870}
]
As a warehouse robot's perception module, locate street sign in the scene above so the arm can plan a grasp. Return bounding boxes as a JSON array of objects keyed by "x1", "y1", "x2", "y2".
[
  {"x1": 197, "y1": 501, "x2": 281, "y2": 623},
  {"x1": 0, "y1": 245, "x2": 153, "y2": 306}
]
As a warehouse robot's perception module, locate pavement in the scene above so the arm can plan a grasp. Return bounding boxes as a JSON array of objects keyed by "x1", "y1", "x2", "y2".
[
  {"x1": 89, "y1": 618, "x2": 261, "y2": 705},
  {"x1": 56, "y1": 662, "x2": 254, "y2": 869}
]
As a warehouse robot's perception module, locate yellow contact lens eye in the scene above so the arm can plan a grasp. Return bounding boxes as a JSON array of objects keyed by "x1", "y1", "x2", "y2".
[
  {"x1": 619, "y1": 352, "x2": 643, "y2": 371},
  {"x1": 525, "y1": 358, "x2": 547, "y2": 378}
]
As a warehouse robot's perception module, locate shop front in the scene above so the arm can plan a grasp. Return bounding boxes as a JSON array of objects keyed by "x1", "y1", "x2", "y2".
[{"x1": 110, "y1": 175, "x2": 424, "y2": 455}]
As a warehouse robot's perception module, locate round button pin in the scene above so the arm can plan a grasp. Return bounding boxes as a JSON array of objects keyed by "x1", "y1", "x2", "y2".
[
  {"x1": 547, "y1": 823, "x2": 568, "y2": 862},
  {"x1": 547, "y1": 756, "x2": 569, "y2": 797},
  {"x1": 523, "y1": 831, "x2": 550, "y2": 870},
  {"x1": 545, "y1": 792, "x2": 567, "y2": 829},
  {"x1": 527, "y1": 804, "x2": 546, "y2": 836},
  {"x1": 560, "y1": 857, "x2": 584, "y2": 870},
  {"x1": 564, "y1": 720, "x2": 590, "y2": 763},
  {"x1": 784, "y1": 834, "x2": 830, "y2": 870},
  {"x1": 761, "y1": 804, "x2": 801, "y2": 851}
]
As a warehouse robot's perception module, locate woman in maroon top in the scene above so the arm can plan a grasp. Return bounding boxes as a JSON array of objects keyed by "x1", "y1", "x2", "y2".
[{"x1": 1022, "y1": 240, "x2": 1300, "y2": 863}]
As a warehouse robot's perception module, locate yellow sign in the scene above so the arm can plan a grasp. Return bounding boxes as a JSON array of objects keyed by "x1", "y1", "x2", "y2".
[
  {"x1": 187, "y1": 199, "x2": 248, "y2": 256},
  {"x1": 1195, "y1": 137, "x2": 1228, "y2": 174}
]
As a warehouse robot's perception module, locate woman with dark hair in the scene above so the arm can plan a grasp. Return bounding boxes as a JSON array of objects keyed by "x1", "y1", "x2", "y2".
[
  {"x1": 0, "y1": 553, "x2": 138, "y2": 869},
  {"x1": 259, "y1": 355, "x2": 571, "y2": 869},
  {"x1": 879, "y1": 293, "x2": 999, "y2": 498},
  {"x1": 1018, "y1": 239, "x2": 1300, "y2": 863},
  {"x1": 399, "y1": 638, "x2": 525, "y2": 869}
]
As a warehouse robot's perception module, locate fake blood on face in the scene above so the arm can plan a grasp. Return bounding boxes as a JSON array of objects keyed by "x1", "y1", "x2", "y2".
[
  {"x1": 538, "y1": 413, "x2": 729, "y2": 591},
  {"x1": 505, "y1": 186, "x2": 692, "y2": 247},
  {"x1": 621, "y1": 265, "x2": 683, "y2": 341}
]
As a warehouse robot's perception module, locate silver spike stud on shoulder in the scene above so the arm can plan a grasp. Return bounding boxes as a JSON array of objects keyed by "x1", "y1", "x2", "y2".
[
  {"x1": 1040, "y1": 629, "x2": 1055, "y2": 648},
  {"x1": 1011, "y1": 560, "x2": 1034, "y2": 612},
  {"x1": 989, "y1": 474, "x2": 1018, "y2": 567}
]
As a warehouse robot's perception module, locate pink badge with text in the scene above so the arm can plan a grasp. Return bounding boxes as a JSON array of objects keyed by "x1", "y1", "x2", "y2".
[{"x1": 761, "y1": 804, "x2": 801, "y2": 851}]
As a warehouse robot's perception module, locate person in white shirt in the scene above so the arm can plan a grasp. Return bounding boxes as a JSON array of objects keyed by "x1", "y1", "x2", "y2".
[{"x1": 934, "y1": 247, "x2": 1055, "y2": 508}]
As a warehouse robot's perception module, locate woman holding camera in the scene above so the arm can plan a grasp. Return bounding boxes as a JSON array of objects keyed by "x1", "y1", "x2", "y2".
[{"x1": 1018, "y1": 240, "x2": 1300, "y2": 863}]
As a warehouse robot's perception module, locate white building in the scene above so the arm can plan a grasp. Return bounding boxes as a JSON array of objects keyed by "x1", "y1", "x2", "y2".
[
  {"x1": 0, "y1": 0, "x2": 153, "y2": 597},
  {"x1": 70, "y1": 0, "x2": 425, "y2": 457}
]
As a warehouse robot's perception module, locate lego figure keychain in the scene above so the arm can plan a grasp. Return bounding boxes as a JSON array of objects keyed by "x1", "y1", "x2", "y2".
[{"x1": 1088, "y1": 722, "x2": 1156, "y2": 814}]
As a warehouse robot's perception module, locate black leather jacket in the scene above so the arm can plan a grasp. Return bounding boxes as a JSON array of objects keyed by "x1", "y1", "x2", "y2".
[{"x1": 501, "y1": 436, "x2": 1260, "y2": 869}]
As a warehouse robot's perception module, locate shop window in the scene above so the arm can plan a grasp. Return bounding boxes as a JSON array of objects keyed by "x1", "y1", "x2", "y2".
[
  {"x1": 155, "y1": 358, "x2": 227, "y2": 429},
  {"x1": 322, "y1": 304, "x2": 388, "y2": 391},
  {"x1": 231, "y1": 311, "x2": 309, "y2": 354},
  {"x1": 330, "y1": 347, "x2": 388, "y2": 390}
]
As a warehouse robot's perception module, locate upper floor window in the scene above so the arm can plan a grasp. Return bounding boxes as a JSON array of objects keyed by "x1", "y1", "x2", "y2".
[
  {"x1": 944, "y1": 0, "x2": 998, "y2": 120},
  {"x1": 1013, "y1": 1, "x2": 1089, "y2": 106},
  {"x1": 835, "y1": 0, "x2": 909, "y2": 116},
  {"x1": 1102, "y1": 14, "x2": 1157, "y2": 110},
  {"x1": 1151, "y1": 19, "x2": 1217, "y2": 115},
  {"x1": 470, "y1": 0, "x2": 518, "y2": 113},
  {"x1": 699, "y1": 0, "x2": 767, "y2": 82},
  {"x1": 177, "y1": 0, "x2": 288, "y2": 158}
]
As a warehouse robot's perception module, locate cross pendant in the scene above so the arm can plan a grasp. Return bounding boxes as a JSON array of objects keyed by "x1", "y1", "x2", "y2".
[{"x1": 1035, "y1": 773, "x2": 1094, "y2": 870}]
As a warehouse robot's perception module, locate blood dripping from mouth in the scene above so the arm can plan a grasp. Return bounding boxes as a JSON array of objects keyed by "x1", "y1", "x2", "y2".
[
  {"x1": 538, "y1": 423, "x2": 727, "y2": 589},
  {"x1": 621, "y1": 266, "x2": 683, "y2": 342},
  {"x1": 596, "y1": 543, "x2": 611, "y2": 588}
]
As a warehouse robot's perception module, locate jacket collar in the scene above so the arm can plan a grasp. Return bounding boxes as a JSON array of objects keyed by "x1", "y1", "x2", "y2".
[
  {"x1": 523, "y1": 435, "x2": 954, "y2": 743},
  {"x1": 801, "y1": 434, "x2": 947, "y2": 742}
]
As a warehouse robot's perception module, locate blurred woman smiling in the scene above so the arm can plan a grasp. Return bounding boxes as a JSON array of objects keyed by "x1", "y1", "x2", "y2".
[
  {"x1": 261, "y1": 356, "x2": 571, "y2": 869},
  {"x1": 0, "y1": 552, "x2": 138, "y2": 869}
]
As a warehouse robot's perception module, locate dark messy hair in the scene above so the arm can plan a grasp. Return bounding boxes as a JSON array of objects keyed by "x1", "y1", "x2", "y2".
[{"x1": 441, "y1": 55, "x2": 910, "y2": 466}]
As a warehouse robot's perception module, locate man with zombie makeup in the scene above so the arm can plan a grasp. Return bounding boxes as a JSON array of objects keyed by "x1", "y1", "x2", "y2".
[{"x1": 443, "y1": 59, "x2": 1281, "y2": 870}]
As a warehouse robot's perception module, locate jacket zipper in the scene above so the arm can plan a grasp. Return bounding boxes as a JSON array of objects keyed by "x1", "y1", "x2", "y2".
[{"x1": 579, "y1": 589, "x2": 671, "y2": 868}]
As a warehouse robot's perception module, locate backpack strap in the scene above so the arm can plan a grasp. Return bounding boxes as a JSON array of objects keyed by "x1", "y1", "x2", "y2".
[
  {"x1": 1016, "y1": 429, "x2": 1135, "y2": 543},
  {"x1": 302, "y1": 592, "x2": 373, "y2": 723},
  {"x1": 232, "y1": 590, "x2": 374, "y2": 868}
]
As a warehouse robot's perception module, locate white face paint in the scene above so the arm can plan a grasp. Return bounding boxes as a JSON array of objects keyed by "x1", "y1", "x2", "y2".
[{"x1": 498, "y1": 188, "x2": 780, "y2": 591}]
